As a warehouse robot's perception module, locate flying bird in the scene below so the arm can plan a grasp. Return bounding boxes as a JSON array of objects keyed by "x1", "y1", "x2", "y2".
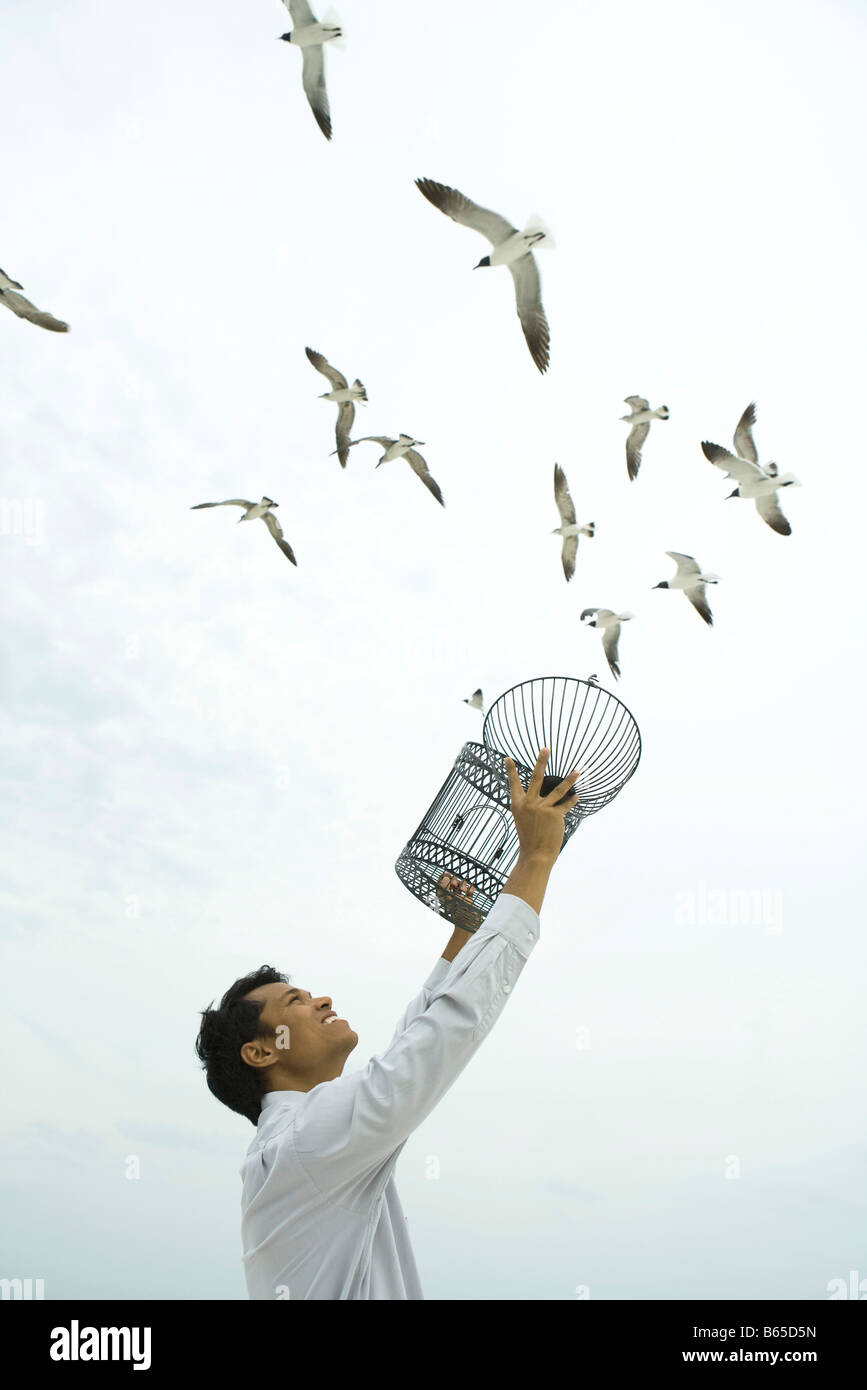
[
  {"x1": 415, "y1": 177, "x2": 553, "y2": 373},
  {"x1": 552, "y1": 463, "x2": 594, "y2": 582},
  {"x1": 585, "y1": 674, "x2": 600, "y2": 687},
  {"x1": 0, "y1": 268, "x2": 68, "y2": 332},
  {"x1": 701, "y1": 404, "x2": 799, "y2": 536},
  {"x1": 344, "y1": 434, "x2": 444, "y2": 507},
  {"x1": 190, "y1": 496, "x2": 297, "y2": 565},
  {"x1": 305, "y1": 347, "x2": 366, "y2": 467},
  {"x1": 279, "y1": 1, "x2": 343, "y2": 141},
  {"x1": 620, "y1": 397, "x2": 669, "y2": 480},
  {"x1": 580, "y1": 609, "x2": 634, "y2": 681},
  {"x1": 652, "y1": 551, "x2": 719, "y2": 626},
  {"x1": 463, "y1": 689, "x2": 483, "y2": 711}
]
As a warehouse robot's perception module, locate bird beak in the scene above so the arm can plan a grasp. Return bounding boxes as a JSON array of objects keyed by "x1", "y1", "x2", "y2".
[{"x1": 725, "y1": 489, "x2": 737, "y2": 499}]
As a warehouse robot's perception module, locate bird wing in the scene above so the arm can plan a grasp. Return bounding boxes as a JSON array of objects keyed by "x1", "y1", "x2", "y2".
[
  {"x1": 335, "y1": 401, "x2": 355, "y2": 467},
  {"x1": 601, "y1": 624, "x2": 622, "y2": 680},
  {"x1": 190, "y1": 499, "x2": 253, "y2": 509},
  {"x1": 733, "y1": 402, "x2": 759, "y2": 464},
  {"x1": 507, "y1": 253, "x2": 549, "y2": 373},
  {"x1": 755, "y1": 492, "x2": 791, "y2": 536},
  {"x1": 415, "y1": 178, "x2": 516, "y2": 247},
  {"x1": 625, "y1": 422, "x2": 649, "y2": 480},
  {"x1": 685, "y1": 585, "x2": 714, "y2": 626},
  {"x1": 405, "y1": 449, "x2": 445, "y2": 507},
  {"x1": 700, "y1": 441, "x2": 764, "y2": 484},
  {"x1": 305, "y1": 346, "x2": 347, "y2": 390},
  {"x1": 287, "y1": 0, "x2": 317, "y2": 25},
  {"x1": 561, "y1": 535, "x2": 578, "y2": 583},
  {"x1": 554, "y1": 463, "x2": 576, "y2": 526},
  {"x1": 0, "y1": 287, "x2": 68, "y2": 332},
  {"x1": 263, "y1": 509, "x2": 298, "y2": 563},
  {"x1": 300, "y1": 45, "x2": 331, "y2": 141},
  {"x1": 624, "y1": 395, "x2": 649, "y2": 411},
  {"x1": 665, "y1": 550, "x2": 702, "y2": 581}
]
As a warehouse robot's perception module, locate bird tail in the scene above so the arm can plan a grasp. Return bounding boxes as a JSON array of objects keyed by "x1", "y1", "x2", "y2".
[
  {"x1": 522, "y1": 213, "x2": 556, "y2": 249},
  {"x1": 619, "y1": 612, "x2": 636, "y2": 621},
  {"x1": 353, "y1": 379, "x2": 367, "y2": 401},
  {"x1": 323, "y1": 7, "x2": 345, "y2": 47},
  {"x1": 581, "y1": 523, "x2": 596, "y2": 537}
]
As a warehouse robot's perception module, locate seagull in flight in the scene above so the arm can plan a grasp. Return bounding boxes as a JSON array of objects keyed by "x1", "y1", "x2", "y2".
[
  {"x1": 552, "y1": 463, "x2": 594, "y2": 582},
  {"x1": 580, "y1": 609, "x2": 635, "y2": 681},
  {"x1": 305, "y1": 347, "x2": 366, "y2": 467},
  {"x1": 415, "y1": 178, "x2": 553, "y2": 374},
  {"x1": 652, "y1": 552, "x2": 719, "y2": 626},
  {"x1": 190, "y1": 496, "x2": 297, "y2": 565},
  {"x1": 463, "y1": 688, "x2": 483, "y2": 711},
  {"x1": 700, "y1": 403, "x2": 800, "y2": 536},
  {"x1": 279, "y1": 1, "x2": 343, "y2": 141},
  {"x1": 0, "y1": 268, "x2": 68, "y2": 332},
  {"x1": 620, "y1": 397, "x2": 669, "y2": 480},
  {"x1": 344, "y1": 434, "x2": 444, "y2": 507},
  {"x1": 585, "y1": 674, "x2": 600, "y2": 687}
]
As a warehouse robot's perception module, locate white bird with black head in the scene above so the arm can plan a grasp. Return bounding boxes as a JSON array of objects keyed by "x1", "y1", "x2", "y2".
[
  {"x1": 652, "y1": 552, "x2": 719, "y2": 626},
  {"x1": 190, "y1": 496, "x2": 297, "y2": 565},
  {"x1": 305, "y1": 347, "x2": 366, "y2": 467},
  {"x1": 343, "y1": 434, "x2": 444, "y2": 507},
  {"x1": 414, "y1": 178, "x2": 554, "y2": 374},
  {"x1": 279, "y1": 0, "x2": 343, "y2": 142},
  {"x1": 620, "y1": 396, "x2": 669, "y2": 480},
  {"x1": 701, "y1": 402, "x2": 800, "y2": 536},
  {"x1": 580, "y1": 609, "x2": 635, "y2": 681},
  {"x1": 551, "y1": 463, "x2": 594, "y2": 582},
  {"x1": 0, "y1": 268, "x2": 68, "y2": 332}
]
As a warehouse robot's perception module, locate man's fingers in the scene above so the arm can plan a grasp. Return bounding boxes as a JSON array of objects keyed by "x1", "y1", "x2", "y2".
[
  {"x1": 548, "y1": 767, "x2": 582, "y2": 799},
  {"x1": 527, "y1": 747, "x2": 550, "y2": 796}
]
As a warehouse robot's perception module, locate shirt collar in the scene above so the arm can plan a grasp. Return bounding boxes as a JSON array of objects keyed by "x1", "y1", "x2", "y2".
[{"x1": 259, "y1": 1089, "x2": 308, "y2": 1111}]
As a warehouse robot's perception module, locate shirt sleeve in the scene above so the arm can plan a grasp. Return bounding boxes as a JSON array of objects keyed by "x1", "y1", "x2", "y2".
[
  {"x1": 385, "y1": 957, "x2": 451, "y2": 1050},
  {"x1": 293, "y1": 893, "x2": 540, "y2": 1199}
]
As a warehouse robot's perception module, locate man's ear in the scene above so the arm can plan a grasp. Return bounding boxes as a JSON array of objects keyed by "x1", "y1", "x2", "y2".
[{"x1": 240, "y1": 1037, "x2": 276, "y2": 1070}]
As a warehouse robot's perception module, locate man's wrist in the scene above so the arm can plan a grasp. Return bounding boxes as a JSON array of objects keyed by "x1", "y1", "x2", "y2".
[{"x1": 514, "y1": 849, "x2": 558, "y2": 870}]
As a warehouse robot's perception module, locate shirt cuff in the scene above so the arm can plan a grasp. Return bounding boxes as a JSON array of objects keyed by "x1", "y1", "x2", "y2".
[{"x1": 476, "y1": 892, "x2": 540, "y2": 957}]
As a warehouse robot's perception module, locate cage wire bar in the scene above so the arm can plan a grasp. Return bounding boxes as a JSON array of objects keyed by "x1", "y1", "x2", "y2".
[{"x1": 395, "y1": 676, "x2": 642, "y2": 931}]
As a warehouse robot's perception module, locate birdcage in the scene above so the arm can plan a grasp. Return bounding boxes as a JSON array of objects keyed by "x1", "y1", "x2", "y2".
[{"x1": 395, "y1": 675, "x2": 642, "y2": 931}]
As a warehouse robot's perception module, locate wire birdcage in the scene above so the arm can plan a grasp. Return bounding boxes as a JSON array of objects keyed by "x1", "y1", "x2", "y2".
[{"x1": 395, "y1": 675, "x2": 641, "y2": 931}]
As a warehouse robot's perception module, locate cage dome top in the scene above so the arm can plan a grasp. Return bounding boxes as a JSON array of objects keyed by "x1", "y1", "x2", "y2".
[{"x1": 481, "y1": 675, "x2": 641, "y2": 815}]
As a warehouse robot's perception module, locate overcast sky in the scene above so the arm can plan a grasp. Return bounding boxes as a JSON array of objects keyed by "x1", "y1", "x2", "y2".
[{"x1": 2, "y1": 0, "x2": 866, "y2": 1301}]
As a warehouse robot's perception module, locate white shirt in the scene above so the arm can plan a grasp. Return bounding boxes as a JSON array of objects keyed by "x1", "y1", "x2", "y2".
[{"x1": 239, "y1": 891, "x2": 540, "y2": 1300}]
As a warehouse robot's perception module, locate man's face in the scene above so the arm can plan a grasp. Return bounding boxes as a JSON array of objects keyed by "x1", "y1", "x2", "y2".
[{"x1": 242, "y1": 982, "x2": 358, "y2": 1085}]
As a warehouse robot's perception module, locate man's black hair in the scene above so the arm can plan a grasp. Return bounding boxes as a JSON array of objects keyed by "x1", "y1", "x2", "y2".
[{"x1": 196, "y1": 965, "x2": 289, "y2": 1125}]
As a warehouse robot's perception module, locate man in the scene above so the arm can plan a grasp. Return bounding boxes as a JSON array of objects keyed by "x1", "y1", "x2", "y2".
[{"x1": 195, "y1": 748, "x2": 580, "y2": 1299}]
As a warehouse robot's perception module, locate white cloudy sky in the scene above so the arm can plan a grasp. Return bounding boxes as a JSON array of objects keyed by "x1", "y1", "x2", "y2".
[{"x1": 2, "y1": 0, "x2": 866, "y2": 1301}]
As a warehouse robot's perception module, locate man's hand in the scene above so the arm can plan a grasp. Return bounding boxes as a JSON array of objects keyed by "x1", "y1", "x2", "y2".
[
  {"x1": 505, "y1": 748, "x2": 581, "y2": 862},
  {"x1": 501, "y1": 749, "x2": 581, "y2": 914},
  {"x1": 436, "y1": 872, "x2": 484, "y2": 935}
]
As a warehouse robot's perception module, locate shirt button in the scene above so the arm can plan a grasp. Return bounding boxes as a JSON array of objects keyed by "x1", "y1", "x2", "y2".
[{"x1": 503, "y1": 985, "x2": 511, "y2": 993}]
